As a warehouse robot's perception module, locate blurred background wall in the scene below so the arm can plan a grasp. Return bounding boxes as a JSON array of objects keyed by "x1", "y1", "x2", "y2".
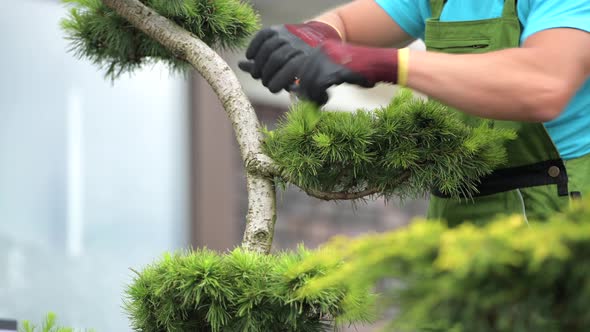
[
  {"x1": 0, "y1": 0, "x2": 190, "y2": 330},
  {"x1": 0, "y1": 0, "x2": 426, "y2": 330}
]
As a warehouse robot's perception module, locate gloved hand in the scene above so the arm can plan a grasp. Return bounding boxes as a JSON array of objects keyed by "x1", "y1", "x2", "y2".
[
  {"x1": 296, "y1": 40, "x2": 401, "y2": 105},
  {"x1": 238, "y1": 21, "x2": 342, "y2": 93}
]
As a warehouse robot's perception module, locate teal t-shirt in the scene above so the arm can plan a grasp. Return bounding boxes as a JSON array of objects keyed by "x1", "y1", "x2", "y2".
[{"x1": 375, "y1": 0, "x2": 590, "y2": 160}]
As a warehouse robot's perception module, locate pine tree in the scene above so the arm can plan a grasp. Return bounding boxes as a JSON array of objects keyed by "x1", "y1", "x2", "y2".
[{"x1": 59, "y1": 0, "x2": 522, "y2": 331}]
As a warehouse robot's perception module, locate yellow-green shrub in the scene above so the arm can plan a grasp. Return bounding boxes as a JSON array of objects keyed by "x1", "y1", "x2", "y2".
[{"x1": 295, "y1": 200, "x2": 590, "y2": 332}]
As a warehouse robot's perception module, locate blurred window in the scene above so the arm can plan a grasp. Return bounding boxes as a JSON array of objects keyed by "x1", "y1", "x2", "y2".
[{"x1": 0, "y1": 1, "x2": 189, "y2": 330}]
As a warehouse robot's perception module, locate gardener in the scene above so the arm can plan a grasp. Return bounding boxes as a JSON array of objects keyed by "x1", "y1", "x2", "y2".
[{"x1": 239, "y1": 0, "x2": 590, "y2": 225}]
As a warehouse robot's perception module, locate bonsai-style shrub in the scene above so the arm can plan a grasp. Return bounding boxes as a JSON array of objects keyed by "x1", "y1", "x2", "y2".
[
  {"x1": 263, "y1": 93, "x2": 513, "y2": 201},
  {"x1": 296, "y1": 199, "x2": 590, "y2": 332},
  {"x1": 58, "y1": 0, "x2": 523, "y2": 330},
  {"x1": 124, "y1": 248, "x2": 374, "y2": 331}
]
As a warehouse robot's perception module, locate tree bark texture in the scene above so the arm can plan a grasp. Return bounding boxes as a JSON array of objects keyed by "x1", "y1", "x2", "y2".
[
  {"x1": 101, "y1": 0, "x2": 277, "y2": 254},
  {"x1": 99, "y1": 0, "x2": 397, "y2": 253}
]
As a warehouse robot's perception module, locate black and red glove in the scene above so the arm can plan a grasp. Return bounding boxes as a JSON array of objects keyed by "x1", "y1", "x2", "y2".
[
  {"x1": 296, "y1": 40, "x2": 401, "y2": 105},
  {"x1": 238, "y1": 21, "x2": 342, "y2": 93}
]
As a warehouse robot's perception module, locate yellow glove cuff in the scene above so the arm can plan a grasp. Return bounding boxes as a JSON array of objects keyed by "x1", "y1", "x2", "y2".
[{"x1": 397, "y1": 48, "x2": 410, "y2": 86}]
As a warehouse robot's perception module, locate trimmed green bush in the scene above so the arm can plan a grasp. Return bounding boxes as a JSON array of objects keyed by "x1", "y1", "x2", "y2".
[
  {"x1": 264, "y1": 90, "x2": 516, "y2": 200},
  {"x1": 125, "y1": 201, "x2": 590, "y2": 332},
  {"x1": 61, "y1": 0, "x2": 260, "y2": 79},
  {"x1": 124, "y1": 248, "x2": 374, "y2": 332},
  {"x1": 295, "y1": 200, "x2": 590, "y2": 332}
]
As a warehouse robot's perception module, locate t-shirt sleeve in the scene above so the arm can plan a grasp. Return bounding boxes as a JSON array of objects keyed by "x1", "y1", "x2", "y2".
[
  {"x1": 374, "y1": 0, "x2": 429, "y2": 39},
  {"x1": 522, "y1": 0, "x2": 590, "y2": 42}
]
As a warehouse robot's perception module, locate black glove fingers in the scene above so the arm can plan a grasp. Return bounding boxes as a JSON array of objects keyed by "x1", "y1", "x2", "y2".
[
  {"x1": 319, "y1": 71, "x2": 347, "y2": 91},
  {"x1": 267, "y1": 55, "x2": 305, "y2": 93},
  {"x1": 298, "y1": 56, "x2": 317, "y2": 89},
  {"x1": 307, "y1": 86, "x2": 329, "y2": 106},
  {"x1": 300, "y1": 80, "x2": 329, "y2": 106},
  {"x1": 310, "y1": 77, "x2": 332, "y2": 106},
  {"x1": 238, "y1": 60, "x2": 254, "y2": 74},
  {"x1": 253, "y1": 37, "x2": 288, "y2": 79},
  {"x1": 262, "y1": 45, "x2": 301, "y2": 87},
  {"x1": 246, "y1": 28, "x2": 276, "y2": 60},
  {"x1": 340, "y1": 70, "x2": 375, "y2": 88},
  {"x1": 298, "y1": 52, "x2": 324, "y2": 102}
]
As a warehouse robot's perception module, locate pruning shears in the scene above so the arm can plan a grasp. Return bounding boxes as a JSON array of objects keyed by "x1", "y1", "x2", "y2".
[{"x1": 289, "y1": 78, "x2": 301, "y2": 104}]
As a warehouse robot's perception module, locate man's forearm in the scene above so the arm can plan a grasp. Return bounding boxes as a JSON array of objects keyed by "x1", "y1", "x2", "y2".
[
  {"x1": 312, "y1": 0, "x2": 414, "y2": 47},
  {"x1": 312, "y1": 12, "x2": 347, "y2": 42},
  {"x1": 407, "y1": 47, "x2": 584, "y2": 122}
]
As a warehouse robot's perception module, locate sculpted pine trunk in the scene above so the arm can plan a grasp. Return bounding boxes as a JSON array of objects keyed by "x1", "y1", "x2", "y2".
[{"x1": 100, "y1": 0, "x2": 277, "y2": 253}]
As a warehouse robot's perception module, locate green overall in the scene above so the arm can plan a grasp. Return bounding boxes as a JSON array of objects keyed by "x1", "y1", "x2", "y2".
[{"x1": 425, "y1": 0, "x2": 590, "y2": 226}]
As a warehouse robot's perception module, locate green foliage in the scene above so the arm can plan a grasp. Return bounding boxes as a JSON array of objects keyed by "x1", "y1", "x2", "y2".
[
  {"x1": 295, "y1": 200, "x2": 590, "y2": 332},
  {"x1": 19, "y1": 313, "x2": 93, "y2": 332},
  {"x1": 60, "y1": 0, "x2": 260, "y2": 79},
  {"x1": 263, "y1": 89, "x2": 516, "y2": 200},
  {"x1": 124, "y1": 247, "x2": 374, "y2": 331}
]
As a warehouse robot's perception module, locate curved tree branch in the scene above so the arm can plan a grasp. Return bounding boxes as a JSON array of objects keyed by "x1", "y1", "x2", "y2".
[
  {"x1": 245, "y1": 152, "x2": 282, "y2": 178},
  {"x1": 101, "y1": 0, "x2": 277, "y2": 253},
  {"x1": 98, "y1": 0, "x2": 416, "y2": 252},
  {"x1": 298, "y1": 170, "x2": 412, "y2": 201},
  {"x1": 304, "y1": 188, "x2": 381, "y2": 201}
]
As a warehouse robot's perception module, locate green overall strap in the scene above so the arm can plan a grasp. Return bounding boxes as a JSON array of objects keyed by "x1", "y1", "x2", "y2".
[
  {"x1": 429, "y1": 0, "x2": 446, "y2": 21},
  {"x1": 502, "y1": 0, "x2": 517, "y2": 18},
  {"x1": 430, "y1": 0, "x2": 517, "y2": 21}
]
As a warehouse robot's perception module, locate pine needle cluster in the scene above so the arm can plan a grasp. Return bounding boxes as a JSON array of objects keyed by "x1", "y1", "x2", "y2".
[
  {"x1": 20, "y1": 313, "x2": 94, "y2": 332},
  {"x1": 263, "y1": 89, "x2": 516, "y2": 200},
  {"x1": 124, "y1": 248, "x2": 374, "y2": 332},
  {"x1": 60, "y1": 0, "x2": 260, "y2": 79},
  {"x1": 295, "y1": 200, "x2": 590, "y2": 332}
]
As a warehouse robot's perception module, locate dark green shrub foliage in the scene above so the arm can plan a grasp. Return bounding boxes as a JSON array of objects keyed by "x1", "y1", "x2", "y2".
[
  {"x1": 61, "y1": 0, "x2": 260, "y2": 79},
  {"x1": 296, "y1": 200, "x2": 590, "y2": 332},
  {"x1": 124, "y1": 248, "x2": 373, "y2": 332},
  {"x1": 263, "y1": 90, "x2": 516, "y2": 200}
]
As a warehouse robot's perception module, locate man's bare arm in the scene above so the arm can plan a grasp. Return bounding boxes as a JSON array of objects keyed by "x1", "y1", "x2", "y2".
[
  {"x1": 314, "y1": 0, "x2": 415, "y2": 47},
  {"x1": 406, "y1": 28, "x2": 590, "y2": 122}
]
